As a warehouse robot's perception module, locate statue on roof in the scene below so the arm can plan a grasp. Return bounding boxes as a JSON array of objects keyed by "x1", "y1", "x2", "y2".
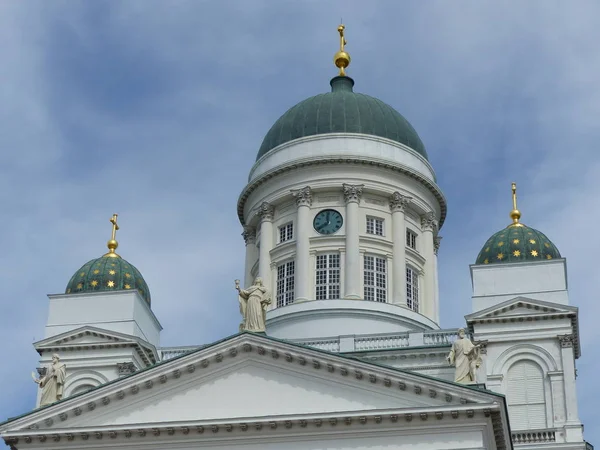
[
  {"x1": 446, "y1": 329, "x2": 482, "y2": 384},
  {"x1": 236, "y1": 278, "x2": 271, "y2": 333},
  {"x1": 32, "y1": 353, "x2": 66, "y2": 407}
]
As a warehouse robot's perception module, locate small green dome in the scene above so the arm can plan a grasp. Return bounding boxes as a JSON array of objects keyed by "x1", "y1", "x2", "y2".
[
  {"x1": 66, "y1": 256, "x2": 151, "y2": 304},
  {"x1": 256, "y1": 76, "x2": 427, "y2": 161},
  {"x1": 475, "y1": 225, "x2": 561, "y2": 265}
]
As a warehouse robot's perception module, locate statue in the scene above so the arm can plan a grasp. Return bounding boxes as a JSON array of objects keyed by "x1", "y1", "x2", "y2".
[
  {"x1": 235, "y1": 278, "x2": 271, "y2": 333},
  {"x1": 446, "y1": 328, "x2": 482, "y2": 384},
  {"x1": 32, "y1": 353, "x2": 66, "y2": 407}
]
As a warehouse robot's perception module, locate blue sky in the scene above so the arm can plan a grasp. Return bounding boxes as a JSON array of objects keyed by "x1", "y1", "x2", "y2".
[{"x1": 1, "y1": 0, "x2": 599, "y2": 445}]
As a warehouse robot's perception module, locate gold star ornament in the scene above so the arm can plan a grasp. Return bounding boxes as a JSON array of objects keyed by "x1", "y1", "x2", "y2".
[
  {"x1": 124, "y1": 284, "x2": 131, "y2": 289},
  {"x1": 513, "y1": 239, "x2": 520, "y2": 244},
  {"x1": 529, "y1": 239, "x2": 536, "y2": 244},
  {"x1": 513, "y1": 250, "x2": 521, "y2": 257},
  {"x1": 531, "y1": 250, "x2": 538, "y2": 257},
  {"x1": 91, "y1": 280, "x2": 99, "y2": 287},
  {"x1": 497, "y1": 253, "x2": 504, "y2": 260},
  {"x1": 107, "y1": 280, "x2": 115, "y2": 288},
  {"x1": 109, "y1": 270, "x2": 116, "y2": 275}
]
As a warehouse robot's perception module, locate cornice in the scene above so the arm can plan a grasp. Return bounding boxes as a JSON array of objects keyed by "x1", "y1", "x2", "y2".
[
  {"x1": 2, "y1": 334, "x2": 504, "y2": 435},
  {"x1": 237, "y1": 157, "x2": 447, "y2": 230}
]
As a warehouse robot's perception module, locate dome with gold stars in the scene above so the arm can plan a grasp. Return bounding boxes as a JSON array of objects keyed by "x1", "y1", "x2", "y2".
[
  {"x1": 65, "y1": 215, "x2": 151, "y2": 304},
  {"x1": 475, "y1": 183, "x2": 561, "y2": 265}
]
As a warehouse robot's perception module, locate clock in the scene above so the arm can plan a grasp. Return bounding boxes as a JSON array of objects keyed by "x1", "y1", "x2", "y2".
[{"x1": 313, "y1": 209, "x2": 343, "y2": 235}]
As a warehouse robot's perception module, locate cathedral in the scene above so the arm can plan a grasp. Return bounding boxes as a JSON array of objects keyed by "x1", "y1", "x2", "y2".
[{"x1": 0, "y1": 25, "x2": 591, "y2": 450}]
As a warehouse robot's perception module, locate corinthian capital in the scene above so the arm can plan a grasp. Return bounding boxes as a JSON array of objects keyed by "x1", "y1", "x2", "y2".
[
  {"x1": 389, "y1": 192, "x2": 412, "y2": 212},
  {"x1": 342, "y1": 184, "x2": 364, "y2": 204},
  {"x1": 256, "y1": 202, "x2": 275, "y2": 222},
  {"x1": 242, "y1": 226, "x2": 256, "y2": 245},
  {"x1": 420, "y1": 212, "x2": 438, "y2": 233},
  {"x1": 291, "y1": 186, "x2": 312, "y2": 207}
]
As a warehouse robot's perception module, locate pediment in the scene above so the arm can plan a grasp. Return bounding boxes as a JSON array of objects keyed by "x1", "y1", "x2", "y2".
[
  {"x1": 466, "y1": 296, "x2": 577, "y2": 321},
  {"x1": 2, "y1": 333, "x2": 503, "y2": 434}
]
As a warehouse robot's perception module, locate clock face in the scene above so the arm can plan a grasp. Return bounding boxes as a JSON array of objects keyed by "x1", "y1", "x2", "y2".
[{"x1": 313, "y1": 209, "x2": 343, "y2": 235}]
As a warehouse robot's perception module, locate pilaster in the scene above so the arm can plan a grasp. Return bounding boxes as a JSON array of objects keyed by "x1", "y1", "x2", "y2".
[
  {"x1": 257, "y1": 202, "x2": 275, "y2": 292},
  {"x1": 389, "y1": 192, "x2": 411, "y2": 306},
  {"x1": 420, "y1": 212, "x2": 438, "y2": 321},
  {"x1": 291, "y1": 186, "x2": 312, "y2": 302},
  {"x1": 342, "y1": 184, "x2": 363, "y2": 299}
]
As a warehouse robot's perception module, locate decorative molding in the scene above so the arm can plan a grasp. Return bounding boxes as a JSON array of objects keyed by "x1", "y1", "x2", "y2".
[
  {"x1": 420, "y1": 212, "x2": 438, "y2": 233},
  {"x1": 117, "y1": 362, "x2": 136, "y2": 376},
  {"x1": 291, "y1": 186, "x2": 312, "y2": 207},
  {"x1": 242, "y1": 226, "x2": 256, "y2": 245},
  {"x1": 558, "y1": 334, "x2": 574, "y2": 348},
  {"x1": 434, "y1": 236, "x2": 442, "y2": 255},
  {"x1": 256, "y1": 202, "x2": 275, "y2": 222},
  {"x1": 342, "y1": 183, "x2": 364, "y2": 204},
  {"x1": 389, "y1": 192, "x2": 412, "y2": 213}
]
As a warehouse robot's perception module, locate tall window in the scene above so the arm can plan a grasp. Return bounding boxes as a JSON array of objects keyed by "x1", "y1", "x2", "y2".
[
  {"x1": 507, "y1": 361, "x2": 546, "y2": 430},
  {"x1": 406, "y1": 229, "x2": 417, "y2": 250},
  {"x1": 276, "y1": 261, "x2": 295, "y2": 308},
  {"x1": 406, "y1": 267, "x2": 419, "y2": 312},
  {"x1": 315, "y1": 254, "x2": 340, "y2": 300},
  {"x1": 279, "y1": 222, "x2": 293, "y2": 243},
  {"x1": 364, "y1": 255, "x2": 386, "y2": 302},
  {"x1": 366, "y1": 217, "x2": 384, "y2": 236}
]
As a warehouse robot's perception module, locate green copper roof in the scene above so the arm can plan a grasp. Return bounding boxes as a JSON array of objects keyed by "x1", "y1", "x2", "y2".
[
  {"x1": 256, "y1": 76, "x2": 428, "y2": 161},
  {"x1": 475, "y1": 225, "x2": 561, "y2": 265},
  {"x1": 65, "y1": 256, "x2": 151, "y2": 304}
]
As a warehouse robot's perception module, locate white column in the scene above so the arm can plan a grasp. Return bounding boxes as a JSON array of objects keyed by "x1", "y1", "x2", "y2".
[
  {"x1": 420, "y1": 212, "x2": 438, "y2": 320},
  {"x1": 291, "y1": 186, "x2": 312, "y2": 302},
  {"x1": 343, "y1": 184, "x2": 363, "y2": 299},
  {"x1": 558, "y1": 335, "x2": 580, "y2": 424},
  {"x1": 433, "y1": 236, "x2": 442, "y2": 324},
  {"x1": 257, "y1": 202, "x2": 275, "y2": 292},
  {"x1": 242, "y1": 226, "x2": 257, "y2": 287},
  {"x1": 389, "y1": 192, "x2": 411, "y2": 306}
]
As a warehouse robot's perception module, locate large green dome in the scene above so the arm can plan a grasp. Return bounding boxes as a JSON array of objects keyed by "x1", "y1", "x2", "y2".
[
  {"x1": 256, "y1": 76, "x2": 428, "y2": 161},
  {"x1": 66, "y1": 255, "x2": 151, "y2": 305},
  {"x1": 475, "y1": 224, "x2": 561, "y2": 265}
]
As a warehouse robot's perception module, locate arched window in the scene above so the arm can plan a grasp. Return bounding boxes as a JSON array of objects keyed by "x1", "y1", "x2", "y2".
[{"x1": 506, "y1": 361, "x2": 546, "y2": 429}]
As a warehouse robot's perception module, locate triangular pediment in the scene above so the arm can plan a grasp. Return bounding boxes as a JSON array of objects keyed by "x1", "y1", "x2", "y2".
[
  {"x1": 2, "y1": 333, "x2": 503, "y2": 433},
  {"x1": 466, "y1": 296, "x2": 577, "y2": 321}
]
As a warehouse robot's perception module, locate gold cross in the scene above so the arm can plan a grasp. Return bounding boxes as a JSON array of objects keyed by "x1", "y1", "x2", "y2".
[
  {"x1": 511, "y1": 182, "x2": 518, "y2": 210},
  {"x1": 110, "y1": 214, "x2": 119, "y2": 240},
  {"x1": 338, "y1": 24, "x2": 347, "y2": 52}
]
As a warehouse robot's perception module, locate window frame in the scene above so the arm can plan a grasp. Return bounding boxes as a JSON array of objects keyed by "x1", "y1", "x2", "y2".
[
  {"x1": 406, "y1": 266, "x2": 419, "y2": 312},
  {"x1": 366, "y1": 216, "x2": 385, "y2": 237},
  {"x1": 315, "y1": 253, "x2": 341, "y2": 300},
  {"x1": 364, "y1": 254, "x2": 387, "y2": 303},
  {"x1": 276, "y1": 260, "x2": 295, "y2": 308},
  {"x1": 278, "y1": 222, "x2": 294, "y2": 244},
  {"x1": 406, "y1": 228, "x2": 418, "y2": 250}
]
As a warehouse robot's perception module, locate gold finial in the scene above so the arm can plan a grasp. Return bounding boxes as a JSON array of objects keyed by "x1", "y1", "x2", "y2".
[
  {"x1": 104, "y1": 213, "x2": 121, "y2": 258},
  {"x1": 334, "y1": 24, "x2": 351, "y2": 76},
  {"x1": 509, "y1": 182, "x2": 523, "y2": 227}
]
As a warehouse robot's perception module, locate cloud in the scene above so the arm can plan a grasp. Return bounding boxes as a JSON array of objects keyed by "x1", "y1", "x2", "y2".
[{"x1": 0, "y1": 0, "x2": 598, "y2": 445}]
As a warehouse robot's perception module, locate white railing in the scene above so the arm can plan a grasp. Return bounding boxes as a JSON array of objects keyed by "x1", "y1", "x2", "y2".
[
  {"x1": 423, "y1": 329, "x2": 468, "y2": 346},
  {"x1": 299, "y1": 339, "x2": 340, "y2": 352},
  {"x1": 160, "y1": 346, "x2": 199, "y2": 361},
  {"x1": 512, "y1": 430, "x2": 556, "y2": 444},
  {"x1": 355, "y1": 333, "x2": 410, "y2": 351}
]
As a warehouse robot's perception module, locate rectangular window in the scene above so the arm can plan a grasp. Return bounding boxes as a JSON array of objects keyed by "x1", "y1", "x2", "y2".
[
  {"x1": 406, "y1": 229, "x2": 417, "y2": 250},
  {"x1": 366, "y1": 217, "x2": 384, "y2": 236},
  {"x1": 364, "y1": 255, "x2": 387, "y2": 302},
  {"x1": 315, "y1": 253, "x2": 340, "y2": 300},
  {"x1": 276, "y1": 261, "x2": 295, "y2": 308},
  {"x1": 278, "y1": 222, "x2": 293, "y2": 243},
  {"x1": 406, "y1": 267, "x2": 419, "y2": 312}
]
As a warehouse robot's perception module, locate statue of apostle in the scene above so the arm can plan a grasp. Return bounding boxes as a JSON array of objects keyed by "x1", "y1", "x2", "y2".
[
  {"x1": 446, "y1": 328, "x2": 481, "y2": 384},
  {"x1": 33, "y1": 353, "x2": 67, "y2": 407},
  {"x1": 236, "y1": 278, "x2": 272, "y2": 333}
]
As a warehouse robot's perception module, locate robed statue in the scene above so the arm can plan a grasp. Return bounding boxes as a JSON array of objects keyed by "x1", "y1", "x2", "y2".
[
  {"x1": 32, "y1": 353, "x2": 67, "y2": 407},
  {"x1": 446, "y1": 328, "x2": 482, "y2": 384},
  {"x1": 236, "y1": 277, "x2": 272, "y2": 333}
]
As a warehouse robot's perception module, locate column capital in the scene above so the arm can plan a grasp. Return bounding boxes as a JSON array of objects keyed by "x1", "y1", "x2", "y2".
[
  {"x1": 242, "y1": 226, "x2": 256, "y2": 245},
  {"x1": 389, "y1": 192, "x2": 412, "y2": 212},
  {"x1": 291, "y1": 186, "x2": 312, "y2": 207},
  {"x1": 434, "y1": 236, "x2": 443, "y2": 255},
  {"x1": 558, "y1": 334, "x2": 575, "y2": 348},
  {"x1": 256, "y1": 202, "x2": 275, "y2": 222},
  {"x1": 342, "y1": 183, "x2": 364, "y2": 204},
  {"x1": 420, "y1": 211, "x2": 438, "y2": 233}
]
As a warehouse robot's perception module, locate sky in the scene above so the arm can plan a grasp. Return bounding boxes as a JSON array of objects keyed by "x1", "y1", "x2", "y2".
[{"x1": 1, "y1": 0, "x2": 599, "y2": 445}]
